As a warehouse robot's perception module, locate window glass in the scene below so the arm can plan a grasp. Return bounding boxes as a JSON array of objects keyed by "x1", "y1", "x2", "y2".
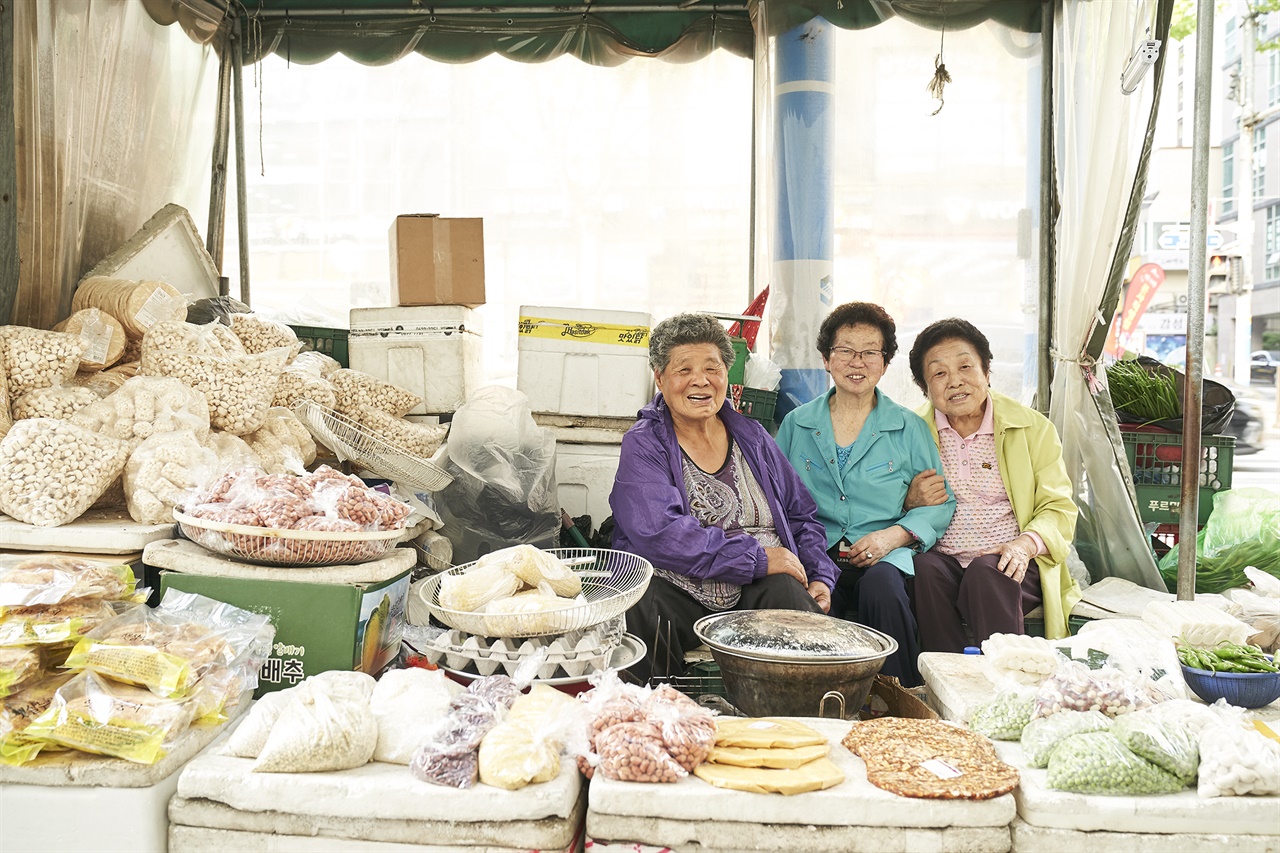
[{"x1": 1223, "y1": 140, "x2": 1235, "y2": 215}]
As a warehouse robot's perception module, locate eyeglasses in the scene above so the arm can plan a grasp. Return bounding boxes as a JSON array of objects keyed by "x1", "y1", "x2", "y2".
[{"x1": 828, "y1": 347, "x2": 885, "y2": 365}]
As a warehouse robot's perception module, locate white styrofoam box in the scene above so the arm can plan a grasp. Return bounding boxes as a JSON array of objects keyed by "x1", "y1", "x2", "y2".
[
  {"x1": 556, "y1": 441, "x2": 623, "y2": 530},
  {"x1": 1010, "y1": 818, "x2": 1280, "y2": 853},
  {"x1": 83, "y1": 203, "x2": 220, "y2": 301},
  {"x1": 349, "y1": 306, "x2": 482, "y2": 415},
  {"x1": 1, "y1": 774, "x2": 177, "y2": 853},
  {"x1": 516, "y1": 306, "x2": 654, "y2": 418},
  {"x1": 0, "y1": 509, "x2": 175, "y2": 554}
]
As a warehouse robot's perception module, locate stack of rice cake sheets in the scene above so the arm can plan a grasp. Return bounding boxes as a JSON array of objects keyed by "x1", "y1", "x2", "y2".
[{"x1": 585, "y1": 716, "x2": 1016, "y2": 852}]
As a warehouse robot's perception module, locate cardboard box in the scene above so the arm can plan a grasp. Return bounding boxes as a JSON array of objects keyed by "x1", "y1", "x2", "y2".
[
  {"x1": 389, "y1": 214, "x2": 485, "y2": 307},
  {"x1": 159, "y1": 568, "x2": 411, "y2": 695}
]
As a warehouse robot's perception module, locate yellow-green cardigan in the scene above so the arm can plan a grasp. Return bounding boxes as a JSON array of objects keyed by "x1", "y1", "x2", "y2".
[{"x1": 918, "y1": 390, "x2": 1081, "y2": 639}]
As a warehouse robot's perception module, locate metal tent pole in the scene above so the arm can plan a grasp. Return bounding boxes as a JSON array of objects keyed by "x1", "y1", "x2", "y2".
[
  {"x1": 206, "y1": 33, "x2": 233, "y2": 270},
  {"x1": 1178, "y1": 0, "x2": 1215, "y2": 600},
  {"x1": 1037, "y1": 0, "x2": 1055, "y2": 413},
  {"x1": 232, "y1": 16, "x2": 251, "y2": 307}
]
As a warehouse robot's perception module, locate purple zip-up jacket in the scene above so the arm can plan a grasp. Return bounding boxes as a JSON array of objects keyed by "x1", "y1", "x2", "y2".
[{"x1": 609, "y1": 394, "x2": 838, "y2": 592}]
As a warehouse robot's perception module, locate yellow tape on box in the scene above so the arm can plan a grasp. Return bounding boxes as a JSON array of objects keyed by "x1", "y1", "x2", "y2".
[{"x1": 517, "y1": 316, "x2": 649, "y2": 348}]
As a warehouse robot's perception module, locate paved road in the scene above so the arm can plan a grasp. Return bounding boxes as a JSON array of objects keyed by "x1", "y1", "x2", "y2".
[{"x1": 1233, "y1": 437, "x2": 1280, "y2": 491}]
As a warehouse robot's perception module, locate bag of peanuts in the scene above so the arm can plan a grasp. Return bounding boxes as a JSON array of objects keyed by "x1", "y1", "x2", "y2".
[
  {"x1": 229, "y1": 313, "x2": 302, "y2": 357},
  {"x1": 273, "y1": 359, "x2": 337, "y2": 412},
  {"x1": 242, "y1": 407, "x2": 317, "y2": 475},
  {"x1": 356, "y1": 406, "x2": 448, "y2": 460},
  {"x1": 53, "y1": 307, "x2": 127, "y2": 371},
  {"x1": 3, "y1": 329, "x2": 83, "y2": 399},
  {"x1": 140, "y1": 320, "x2": 246, "y2": 363},
  {"x1": 11, "y1": 383, "x2": 100, "y2": 421},
  {"x1": 124, "y1": 430, "x2": 220, "y2": 524},
  {"x1": 0, "y1": 418, "x2": 130, "y2": 527},
  {"x1": 141, "y1": 341, "x2": 290, "y2": 436},
  {"x1": 72, "y1": 375, "x2": 211, "y2": 449},
  {"x1": 22, "y1": 670, "x2": 195, "y2": 764},
  {"x1": 330, "y1": 369, "x2": 421, "y2": 419}
]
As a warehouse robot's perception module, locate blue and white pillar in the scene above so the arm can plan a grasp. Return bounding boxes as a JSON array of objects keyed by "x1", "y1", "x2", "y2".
[{"x1": 771, "y1": 17, "x2": 834, "y2": 418}]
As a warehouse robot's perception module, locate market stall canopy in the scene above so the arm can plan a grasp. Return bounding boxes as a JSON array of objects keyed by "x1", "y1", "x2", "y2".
[{"x1": 141, "y1": 0, "x2": 1041, "y2": 66}]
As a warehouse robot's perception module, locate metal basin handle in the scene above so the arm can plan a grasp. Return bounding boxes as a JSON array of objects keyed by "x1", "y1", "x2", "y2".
[{"x1": 819, "y1": 690, "x2": 846, "y2": 719}]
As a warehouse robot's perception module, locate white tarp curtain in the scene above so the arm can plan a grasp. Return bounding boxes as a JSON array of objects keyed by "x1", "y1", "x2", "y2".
[
  {"x1": 12, "y1": 0, "x2": 218, "y2": 329},
  {"x1": 1049, "y1": 0, "x2": 1165, "y2": 589}
]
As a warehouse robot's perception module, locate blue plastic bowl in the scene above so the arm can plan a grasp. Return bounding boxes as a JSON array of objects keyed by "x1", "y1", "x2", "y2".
[{"x1": 1180, "y1": 657, "x2": 1280, "y2": 709}]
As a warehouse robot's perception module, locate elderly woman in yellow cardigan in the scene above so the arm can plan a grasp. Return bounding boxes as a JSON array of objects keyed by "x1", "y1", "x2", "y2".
[{"x1": 904, "y1": 318, "x2": 1080, "y2": 645}]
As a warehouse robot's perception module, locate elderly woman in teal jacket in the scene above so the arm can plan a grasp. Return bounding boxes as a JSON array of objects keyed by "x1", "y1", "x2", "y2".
[{"x1": 775, "y1": 302, "x2": 955, "y2": 687}]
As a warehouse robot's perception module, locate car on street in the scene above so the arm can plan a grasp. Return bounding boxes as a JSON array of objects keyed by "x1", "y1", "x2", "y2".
[{"x1": 1252, "y1": 350, "x2": 1280, "y2": 384}]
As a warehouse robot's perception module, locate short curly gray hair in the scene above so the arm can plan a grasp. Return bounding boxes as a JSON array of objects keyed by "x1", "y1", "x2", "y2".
[{"x1": 648, "y1": 313, "x2": 735, "y2": 373}]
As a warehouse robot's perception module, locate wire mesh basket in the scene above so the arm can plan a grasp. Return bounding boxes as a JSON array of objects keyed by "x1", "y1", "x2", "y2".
[
  {"x1": 417, "y1": 548, "x2": 653, "y2": 637},
  {"x1": 292, "y1": 399, "x2": 454, "y2": 492},
  {"x1": 174, "y1": 510, "x2": 405, "y2": 567}
]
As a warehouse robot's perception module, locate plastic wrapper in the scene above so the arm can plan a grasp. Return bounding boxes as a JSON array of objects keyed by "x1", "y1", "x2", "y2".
[
  {"x1": 141, "y1": 335, "x2": 290, "y2": 435},
  {"x1": 438, "y1": 561, "x2": 523, "y2": 613},
  {"x1": 11, "y1": 384, "x2": 100, "y2": 421},
  {"x1": 370, "y1": 667, "x2": 460, "y2": 765},
  {"x1": 1053, "y1": 618, "x2": 1187, "y2": 702},
  {"x1": 72, "y1": 277, "x2": 187, "y2": 339},
  {"x1": 478, "y1": 544, "x2": 582, "y2": 598},
  {"x1": 642, "y1": 684, "x2": 716, "y2": 772},
  {"x1": 22, "y1": 671, "x2": 195, "y2": 764},
  {"x1": 1144, "y1": 697, "x2": 1247, "y2": 739},
  {"x1": 3, "y1": 329, "x2": 83, "y2": 398},
  {"x1": 0, "y1": 345, "x2": 12, "y2": 439},
  {"x1": 1032, "y1": 656, "x2": 1160, "y2": 720},
  {"x1": 124, "y1": 430, "x2": 219, "y2": 524},
  {"x1": 478, "y1": 684, "x2": 586, "y2": 790},
  {"x1": 1046, "y1": 731, "x2": 1184, "y2": 795},
  {"x1": 1141, "y1": 600, "x2": 1253, "y2": 647},
  {"x1": 186, "y1": 663, "x2": 248, "y2": 726},
  {"x1": 1197, "y1": 722, "x2": 1280, "y2": 797},
  {"x1": 968, "y1": 690, "x2": 1036, "y2": 741},
  {"x1": 71, "y1": 369, "x2": 128, "y2": 398},
  {"x1": 224, "y1": 690, "x2": 291, "y2": 759},
  {"x1": 409, "y1": 673, "x2": 520, "y2": 788},
  {"x1": 1158, "y1": 488, "x2": 1280, "y2": 593},
  {"x1": 596, "y1": 721, "x2": 687, "y2": 783},
  {"x1": 0, "y1": 554, "x2": 137, "y2": 609},
  {"x1": 254, "y1": 671, "x2": 378, "y2": 773},
  {"x1": 355, "y1": 405, "x2": 448, "y2": 460},
  {"x1": 330, "y1": 369, "x2": 421, "y2": 419},
  {"x1": 184, "y1": 296, "x2": 250, "y2": 327},
  {"x1": 981, "y1": 633, "x2": 1061, "y2": 686},
  {"x1": 292, "y1": 350, "x2": 341, "y2": 379},
  {"x1": 229, "y1": 313, "x2": 302, "y2": 357},
  {"x1": 0, "y1": 647, "x2": 44, "y2": 698},
  {"x1": 63, "y1": 590, "x2": 274, "y2": 698},
  {"x1": 1222, "y1": 586, "x2": 1280, "y2": 653},
  {"x1": 0, "y1": 419, "x2": 130, "y2": 527},
  {"x1": 242, "y1": 407, "x2": 316, "y2": 475},
  {"x1": 53, "y1": 307, "x2": 127, "y2": 370},
  {"x1": 71, "y1": 375, "x2": 211, "y2": 450},
  {"x1": 0, "y1": 672, "x2": 75, "y2": 765},
  {"x1": 1110, "y1": 707, "x2": 1199, "y2": 782},
  {"x1": 1020, "y1": 709, "x2": 1112, "y2": 768},
  {"x1": 140, "y1": 320, "x2": 241, "y2": 360},
  {"x1": 0, "y1": 600, "x2": 138, "y2": 648}
]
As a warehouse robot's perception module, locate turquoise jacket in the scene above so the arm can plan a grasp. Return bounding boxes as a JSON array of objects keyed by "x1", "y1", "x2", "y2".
[{"x1": 775, "y1": 387, "x2": 956, "y2": 577}]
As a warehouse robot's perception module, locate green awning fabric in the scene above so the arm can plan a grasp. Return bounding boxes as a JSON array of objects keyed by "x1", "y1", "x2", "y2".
[{"x1": 145, "y1": 0, "x2": 1041, "y2": 66}]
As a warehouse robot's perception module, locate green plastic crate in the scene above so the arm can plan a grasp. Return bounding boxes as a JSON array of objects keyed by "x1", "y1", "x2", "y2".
[
  {"x1": 289, "y1": 325, "x2": 349, "y2": 368},
  {"x1": 727, "y1": 337, "x2": 749, "y2": 385},
  {"x1": 1120, "y1": 430, "x2": 1234, "y2": 526},
  {"x1": 738, "y1": 387, "x2": 777, "y2": 423}
]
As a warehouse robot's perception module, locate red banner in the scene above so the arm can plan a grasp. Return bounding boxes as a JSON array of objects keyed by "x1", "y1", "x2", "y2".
[{"x1": 1106, "y1": 263, "x2": 1165, "y2": 356}]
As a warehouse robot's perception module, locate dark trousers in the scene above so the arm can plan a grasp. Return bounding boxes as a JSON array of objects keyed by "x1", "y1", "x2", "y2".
[
  {"x1": 829, "y1": 553, "x2": 922, "y2": 688},
  {"x1": 913, "y1": 547, "x2": 1042, "y2": 654},
  {"x1": 624, "y1": 573, "x2": 822, "y2": 684}
]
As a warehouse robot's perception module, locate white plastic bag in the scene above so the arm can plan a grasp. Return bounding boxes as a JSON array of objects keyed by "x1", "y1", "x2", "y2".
[
  {"x1": 370, "y1": 668, "x2": 461, "y2": 765},
  {"x1": 253, "y1": 671, "x2": 378, "y2": 773},
  {"x1": 1197, "y1": 723, "x2": 1280, "y2": 797}
]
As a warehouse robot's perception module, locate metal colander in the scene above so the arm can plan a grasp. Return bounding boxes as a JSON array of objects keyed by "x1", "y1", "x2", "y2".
[
  {"x1": 292, "y1": 399, "x2": 453, "y2": 492},
  {"x1": 417, "y1": 548, "x2": 653, "y2": 638}
]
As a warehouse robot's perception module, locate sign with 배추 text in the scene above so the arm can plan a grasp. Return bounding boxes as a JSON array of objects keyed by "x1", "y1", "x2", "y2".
[{"x1": 1105, "y1": 263, "x2": 1166, "y2": 357}]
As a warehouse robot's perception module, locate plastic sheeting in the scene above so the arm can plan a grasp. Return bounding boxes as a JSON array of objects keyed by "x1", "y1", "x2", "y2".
[
  {"x1": 1048, "y1": 0, "x2": 1166, "y2": 590},
  {"x1": 11, "y1": 0, "x2": 218, "y2": 329}
]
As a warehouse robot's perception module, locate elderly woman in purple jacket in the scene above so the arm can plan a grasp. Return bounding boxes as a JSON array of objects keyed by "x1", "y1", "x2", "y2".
[{"x1": 611, "y1": 313, "x2": 838, "y2": 682}]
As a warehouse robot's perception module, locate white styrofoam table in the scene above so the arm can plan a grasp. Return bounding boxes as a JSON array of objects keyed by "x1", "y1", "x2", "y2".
[
  {"x1": 993, "y1": 740, "x2": 1280, "y2": 837},
  {"x1": 143, "y1": 537, "x2": 416, "y2": 584},
  {"x1": 1009, "y1": 817, "x2": 1280, "y2": 853},
  {"x1": 0, "y1": 509, "x2": 174, "y2": 555},
  {"x1": 168, "y1": 824, "x2": 584, "y2": 853}
]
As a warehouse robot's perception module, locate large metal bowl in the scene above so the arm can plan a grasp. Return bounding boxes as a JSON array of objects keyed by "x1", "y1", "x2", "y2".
[{"x1": 693, "y1": 611, "x2": 897, "y2": 719}]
